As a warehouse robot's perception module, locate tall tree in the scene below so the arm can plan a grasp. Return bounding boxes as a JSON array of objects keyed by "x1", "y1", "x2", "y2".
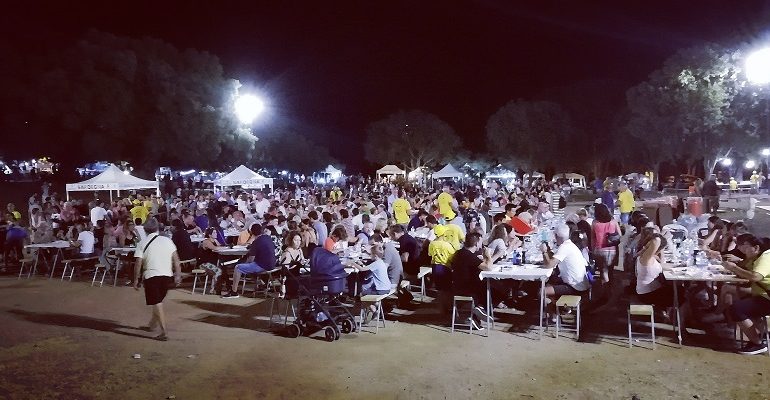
[
  {"x1": 626, "y1": 43, "x2": 763, "y2": 179},
  {"x1": 363, "y1": 110, "x2": 461, "y2": 173},
  {"x1": 485, "y1": 100, "x2": 576, "y2": 171},
  {"x1": 0, "y1": 30, "x2": 255, "y2": 174}
]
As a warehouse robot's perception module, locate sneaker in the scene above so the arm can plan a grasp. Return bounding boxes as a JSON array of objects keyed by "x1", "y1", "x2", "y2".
[
  {"x1": 738, "y1": 342, "x2": 768, "y2": 355},
  {"x1": 473, "y1": 306, "x2": 491, "y2": 320},
  {"x1": 221, "y1": 291, "x2": 240, "y2": 299}
]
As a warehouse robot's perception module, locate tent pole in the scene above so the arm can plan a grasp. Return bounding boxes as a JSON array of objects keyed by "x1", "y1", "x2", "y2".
[
  {"x1": 109, "y1": 190, "x2": 113, "y2": 202},
  {"x1": 66, "y1": 191, "x2": 70, "y2": 201}
]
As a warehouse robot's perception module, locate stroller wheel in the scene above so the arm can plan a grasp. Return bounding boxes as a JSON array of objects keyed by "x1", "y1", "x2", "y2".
[
  {"x1": 287, "y1": 323, "x2": 302, "y2": 338},
  {"x1": 323, "y1": 326, "x2": 336, "y2": 342},
  {"x1": 341, "y1": 318, "x2": 354, "y2": 334}
]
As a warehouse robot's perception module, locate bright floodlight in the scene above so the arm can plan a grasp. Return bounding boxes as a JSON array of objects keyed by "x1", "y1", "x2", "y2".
[
  {"x1": 746, "y1": 160, "x2": 757, "y2": 169},
  {"x1": 762, "y1": 148, "x2": 770, "y2": 156},
  {"x1": 123, "y1": 169, "x2": 130, "y2": 175},
  {"x1": 747, "y1": 48, "x2": 770, "y2": 84},
  {"x1": 234, "y1": 94, "x2": 265, "y2": 124},
  {"x1": 721, "y1": 158, "x2": 733, "y2": 166}
]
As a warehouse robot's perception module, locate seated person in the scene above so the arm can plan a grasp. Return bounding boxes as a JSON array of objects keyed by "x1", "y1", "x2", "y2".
[
  {"x1": 505, "y1": 204, "x2": 535, "y2": 235},
  {"x1": 451, "y1": 233, "x2": 502, "y2": 329},
  {"x1": 724, "y1": 234, "x2": 770, "y2": 355},
  {"x1": 222, "y1": 224, "x2": 276, "y2": 299},
  {"x1": 70, "y1": 222, "x2": 96, "y2": 258},
  {"x1": 171, "y1": 219, "x2": 196, "y2": 262},
  {"x1": 540, "y1": 224, "x2": 590, "y2": 313},
  {"x1": 324, "y1": 225, "x2": 348, "y2": 253},
  {"x1": 346, "y1": 242, "x2": 391, "y2": 295}
]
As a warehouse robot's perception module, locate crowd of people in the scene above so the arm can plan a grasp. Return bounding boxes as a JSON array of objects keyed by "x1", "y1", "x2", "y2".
[{"x1": 0, "y1": 176, "x2": 768, "y2": 354}]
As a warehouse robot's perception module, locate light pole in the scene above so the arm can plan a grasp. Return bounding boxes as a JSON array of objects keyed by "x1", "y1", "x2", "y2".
[{"x1": 762, "y1": 148, "x2": 770, "y2": 178}]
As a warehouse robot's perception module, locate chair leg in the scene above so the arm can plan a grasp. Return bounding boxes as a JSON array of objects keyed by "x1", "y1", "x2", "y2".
[
  {"x1": 627, "y1": 310, "x2": 632, "y2": 348},
  {"x1": 203, "y1": 276, "x2": 209, "y2": 295},
  {"x1": 192, "y1": 274, "x2": 198, "y2": 294},
  {"x1": 100, "y1": 268, "x2": 108, "y2": 287},
  {"x1": 420, "y1": 275, "x2": 426, "y2": 302},
  {"x1": 764, "y1": 316, "x2": 770, "y2": 357},
  {"x1": 61, "y1": 262, "x2": 69, "y2": 281},
  {"x1": 556, "y1": 304, "x2": 561, "y2": 339},
  {"x1": 576, "y1": 303, "x2": 581, "y2": 340},
  {"x1": 91, "y1": 267, "x2": 99, "y2": 286},
  {"x1": 268, "y1": 297, "x2": 276, "y2": 327},
  {"x1": 469, "y1": 299, "x2": 475, "y2": 334},
  {"x1": 451, "y1": 298, "x2": 457, "y2": 333},
  {"x1": 651, "y1": 312, "x2": 656, "y2": 350},
  {"x1": 18, "y1": 261, "x2": 25, "y2": 279}
]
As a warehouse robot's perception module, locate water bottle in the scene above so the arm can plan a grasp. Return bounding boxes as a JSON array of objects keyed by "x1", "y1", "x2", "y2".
[{"x1": 513, "y1": 249, "x2": 521, "y2": 265}]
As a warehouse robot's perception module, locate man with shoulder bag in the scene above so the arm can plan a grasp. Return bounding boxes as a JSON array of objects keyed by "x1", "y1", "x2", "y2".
[{"x1": 133, "y1": 217, "x2": 182, "y2": 341}]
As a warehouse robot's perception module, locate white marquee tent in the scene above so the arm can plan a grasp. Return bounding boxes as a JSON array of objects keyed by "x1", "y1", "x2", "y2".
[
  {"x1": 432, "y1": 163, "x2": 464, "y2": 179},
  {"x1": 65, "y1": 164, "x2": 159, "y2": 201},
  {"x1": 214, "y1": 165, "x2": 273, "y2": 190},
  {"x1": 553, "y1": 172, "x2": 586, "y2": 188},
  {"x1": 314, "y1": 164, "x2": 343, "y2": 183},
  {"x1": 376, "y1": 164, "x2": 406, "y2": 178}
]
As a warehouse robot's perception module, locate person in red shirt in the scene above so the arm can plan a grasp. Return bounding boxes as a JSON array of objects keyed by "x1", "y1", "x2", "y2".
[{"x1": 505, "y1": 204, "x2": 534, "y2": 235}]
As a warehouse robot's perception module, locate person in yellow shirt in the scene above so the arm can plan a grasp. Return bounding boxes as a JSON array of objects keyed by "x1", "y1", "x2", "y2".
[
  {"x1": 616, "y1": 183, "x2": 634, "y2": 225},
  {"x1": 443, "y1": 223, "x2": 465, "y2": 250},
  {"x1": 391, "y1": 191, "x2": 411, "y2": 225},
  {"x1": 130, "y1": 203, "x2": 149, "y2": 224},
  {"x1": 428, "y1": 225, "x2": 457, "y2": 314},
  {"x1": 437, "y1": 184, "x2": 457, "y2": 221}
]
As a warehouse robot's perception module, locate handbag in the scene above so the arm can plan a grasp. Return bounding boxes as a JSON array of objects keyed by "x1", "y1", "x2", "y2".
[{"x1": 605, "y1": 230, "x2": 621, "y2": 247}]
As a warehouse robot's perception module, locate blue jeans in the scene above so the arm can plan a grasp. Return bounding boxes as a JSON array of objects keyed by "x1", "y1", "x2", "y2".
[
  {"x1": 236, "y1": 262, "x2": 267, "y2": 275},
  {"x1": 620, "y1": 212, "x2": 630, "y2": 224}
]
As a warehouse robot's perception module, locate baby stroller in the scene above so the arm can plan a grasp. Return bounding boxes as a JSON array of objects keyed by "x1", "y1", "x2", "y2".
[{"x1": 285, "y1": 248, "x2": 357, "y2": 341}]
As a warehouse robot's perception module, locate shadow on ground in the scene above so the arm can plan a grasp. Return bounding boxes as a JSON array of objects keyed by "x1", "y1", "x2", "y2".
[{"x1": 7, "y1": 309, "x2": 151, "y2": 339}]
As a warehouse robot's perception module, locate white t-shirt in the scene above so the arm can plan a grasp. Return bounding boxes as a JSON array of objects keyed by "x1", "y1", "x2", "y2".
[
  {"x1": 77, "y1": 231, "x2": 95, "y2": 254},
  {"x1": 134, "y1": 233, "x2": 177, "y2": 279},
  {"x1": 90, "y1": 206, "x2": 107, "y2": 226},
  {"x1": 553, "y1": 239, "x2": 589, "y2": 291},
  {"x1": 135, "y1": 226, "x2": 148, "y2": 243},
  {"x1": 253, "y1": 198, "x2": 271, "y2": 218}
]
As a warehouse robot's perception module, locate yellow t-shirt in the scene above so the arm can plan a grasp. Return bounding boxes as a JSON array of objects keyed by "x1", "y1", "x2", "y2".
[
  {"x1": 437, "y1": 192, "x2": 456, "y2": 221},
  {"x1": 617, "y1": 190, "x2": 635, "y2": 213},
  {"x1": 428, "y1": 239, "x2": 456, "y2": 266},
  {"x1": 130, "y1": 205, "x2": 149, "y2": 224},
  {"x1": 392, "y1": 198, "x2": 411, "y2": 224},
  {"x1": 751, "y1": 250, "x2": 770, "y2": 300},
  {"x1": 443, "y1": 223, "x2": 465, "y2": 250}
]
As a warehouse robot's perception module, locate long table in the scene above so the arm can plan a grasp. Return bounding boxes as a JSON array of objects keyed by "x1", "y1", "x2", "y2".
[
  {"x1": 24, "y1": 241, "x2": 72, "y2": 278},
  {"x1": 480, "y1": 263, "x2": 553, "y2": 339},
  {"x1": 663, "y1": 265, "x2": 748, "y2": 346}
]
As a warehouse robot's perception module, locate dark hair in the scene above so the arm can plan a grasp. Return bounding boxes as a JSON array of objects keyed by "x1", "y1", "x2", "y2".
[
  {"x1": 339, "y1": 209, "x2": 349, "y2": 219},
  {"x1": 489, "y1": 224, "x2": 508, "y2": 242},
  {"x1": 330, "y1": 225, "x2": 348, "y2": 241},
  {"x1": 308, "y1": 210, "x2": 319, "y2": 220},
  {"x1": 204, "y1": 227, "x2": 217, "y2": 238},
  {"x1": 250, "y1": 223, "x2": 263, "y2": 236},
  {"x1": 732, "y1": 221, "x2": 749, "y2": 236},
  {"x1": 735, "y1": 234, "x2": 770, "y2": 253},
  {"x1": 492, "y1": 212, "x2": 506, "y2": 224},
  {"x1": 389, "y1": 224, "x2": 404, "y2": 235},
  {"x1": 284, "y1": 230, "x2": 301, "y2": 248},
  {"x1": 594, "y1": 203, "x2": 612, "y2": 223},
  {"x1": 417, "y1": 209, "x2": 429, "y2": 217},
  {"x1": 425, "y1": 215, "x2": 438, "y2": 225},
  {"x1": 464, "y1": 232, "x2": 482, "y2": 248}
]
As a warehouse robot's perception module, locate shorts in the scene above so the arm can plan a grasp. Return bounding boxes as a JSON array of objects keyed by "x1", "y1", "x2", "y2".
[
  {"x1": 144, "y1": 276, "x2": 173, "y2": 305},
  {"x1": 236, "y1": 262, "x2": 268, "y2": 275},
  {"x1": 548, "y1": 275, "x2": 585, "y2": 296},
  {"x1": 728, "y1": 296, "x2": 770, "y2": 322}
]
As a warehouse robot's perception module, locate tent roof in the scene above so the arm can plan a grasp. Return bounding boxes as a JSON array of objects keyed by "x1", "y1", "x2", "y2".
[
  {"x1": 323, "y1": 165, "x2": 341, "y2": 174},
  {"x1": 66, "y1": 164, "x2": 158, "y2": 192},
  {"x1": 524, "y1": 171, "x2": 545, "y2": 178},
  {"x1": 376, "y1": 164, "x2": 406, "y2": 175},
  {"x1": 215, "y1": 165, "x2": 273, "y2": 187},
  {"x1": 555, "y1": 172, "x2": 585, "y2": 180},
  {"x1": 433, "y1": 163, "x2": 463, "y2": 178}
]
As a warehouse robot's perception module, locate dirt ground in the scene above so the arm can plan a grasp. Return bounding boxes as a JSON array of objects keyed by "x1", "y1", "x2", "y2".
[{"x1": 0, "y1": 275, "x2": 768, "y2": 400}]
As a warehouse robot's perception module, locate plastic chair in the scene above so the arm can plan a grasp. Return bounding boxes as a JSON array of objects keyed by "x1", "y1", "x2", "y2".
[{"x1": 628, "y1": 304, "x2": 656, "y2": 349}]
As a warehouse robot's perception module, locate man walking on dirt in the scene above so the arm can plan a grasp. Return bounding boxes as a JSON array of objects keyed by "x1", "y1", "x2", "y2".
[{"x1": 133, "y1": 217, "x2": 182, "y2": 341}]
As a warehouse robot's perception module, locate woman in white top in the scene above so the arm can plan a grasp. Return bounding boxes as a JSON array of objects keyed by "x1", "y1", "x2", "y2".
[
  {"x1": 486, "y1": 224, "x2": 521, "y2": 261},
  {"x1": 635, "y1": 228, "x2": 684, "y2": 313}
]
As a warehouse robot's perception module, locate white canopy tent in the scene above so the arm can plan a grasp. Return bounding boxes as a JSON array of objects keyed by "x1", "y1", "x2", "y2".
[
  {"x1": 65, "y1": 164, "x2": 159, "y2": 201},
  {"x1": 214, "y1": 165, "x2": 274, "y2": 190},
  {"x1": 314, "y1": 164, "x2": 343, "y2": 184},
  {"x1": 553, "y1": 172, "x2": 586, "y2": 188},
  {"x1": 523, "y1": 171, "x2": 545, "y2": 179},
  {"x1": 432, "y1": 163, "x2": 464, "y2": 179},
  {"x1": 376, "y1": 164, "x2": 406, "y2": 178}
]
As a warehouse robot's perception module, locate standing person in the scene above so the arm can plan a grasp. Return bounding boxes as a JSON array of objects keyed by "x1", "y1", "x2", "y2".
[
  {"x1": 591, "y1": 204, "x2": 621, "y2": 284},
  {"x1": 132, "y1": 218, "x2": 182, "y2": 341},
  {"x1": 600, "y1": 184, "x2": 616, "y2": 216},
  {"x1": 701, "y1": 176, "x2": 721, "y2": 214},
  {"x1": 616, "y1": 183, "x2": 635, "y2": 225},
  {"x1": 391, "y1": 189, "x2": 412, "y2": 227},
  {"x1": 437, "y1": 184, "x2": 457, "y2": 222}
]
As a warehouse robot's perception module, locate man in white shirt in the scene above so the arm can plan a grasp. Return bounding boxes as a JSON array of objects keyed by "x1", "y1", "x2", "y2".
[
  {"x1": 71, "y1": 222, "x2": 95, "y2": 256},
  {"x1": 133, "y1": 217, "x2": 181, "y2": 341},
  {"x1": 90, "y1": 201, "x2": 108, "y2": 226},
  {"x1": 541, "y1": 224, "x2": 589, "y2": 300},
  {"x1": 252, "y1": 191, "x2": 271, "y2": 219}
]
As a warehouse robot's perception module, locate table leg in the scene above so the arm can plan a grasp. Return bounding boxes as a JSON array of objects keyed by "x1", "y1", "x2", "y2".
[
  {"x1": 673, "y1": 283, "x2": 682, "y2": 346},
  {"x1": 486, "y1": 278, "x2": 491, "y2": 336},
  {"x1": 114, "y1": 257, "x2": 122, "y2": 287},
  {"x1": 539, "y1": 278, "x2": 545, "y2": 340},
  {"x1": 49, "y1": 249, "x2": 61, "y2": 279},
  {"x1": 31, "y1": 249, "x2": 40, "y2": 277}
]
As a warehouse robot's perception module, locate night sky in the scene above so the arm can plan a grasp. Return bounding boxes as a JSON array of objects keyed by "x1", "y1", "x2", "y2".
[{"x1": 3, "y1": 1, "x2": 770, "y2": 169}]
